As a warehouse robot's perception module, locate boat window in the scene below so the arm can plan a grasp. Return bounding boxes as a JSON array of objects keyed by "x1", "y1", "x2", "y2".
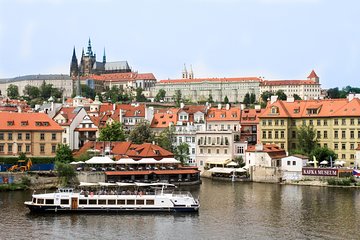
[
  {"x1": 98, "y1": 200, "x2": 106, "y2": 205},
  {"x1": 46, "y1": 199, "x2": 54, "y2": 205},
  {"x1": 117, "y1": 199, "x2": 125, "y2": 205},
  {"x1": 127, "y1": 199, "x2": 135, "y2": 205},
  {"x1": 37, "y1": 199, "x2": 44, "y2": 204},
  {"x1": 79, "y1": 199, "x2": 87, "y2": 205},
  {"x1": 89, "y1": 199, "x2": 97, "y2": 205},
  {"x1": 108, "y1": 200, "x2": 116, "y2": 205},
  {"x1": 146, "y1": 200, "x2": 154, "y2": 205},
  {"x1": 136, "y1": 199, "x2": 144, "y2": 205},
  {"x1": 32, "y1": 198, "x2": 36, "y2": 203},
  {"x1": 60, "y1": 199, "x2": 69, "y2": 205}
]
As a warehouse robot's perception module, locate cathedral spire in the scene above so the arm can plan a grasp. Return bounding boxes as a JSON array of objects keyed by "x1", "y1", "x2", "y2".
[
  {"x1": 182, "y1": 63, "x2": 188, "y2": 79},
  {"x1": 70, "y1": 46, "x2": 79, "y2": 77},
  {"x1": 86, "y1": 38, "x2": 93, "y2": 56},
  {"x1": 103, "y1": 48, "x2": 106, "y2": 63}
]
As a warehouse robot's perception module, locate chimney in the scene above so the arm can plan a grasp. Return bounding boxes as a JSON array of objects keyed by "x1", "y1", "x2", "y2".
[
  {"x1": 240, "y1": 104, "x2": 245, "y2": 110},
  {"x1": 270, "y1": 95, "x2": 278, "y2": 104},
  {"x1": 113, "y1": 103, "x2": 116, "y2": 111},
  {"x1": 348, "y1": 93, "x2": 355, "y2": 101},
  {"x1": 225, "y1": 104, "x2": 230, "y2": 110},
  {"x1": 180, "y1": 102, "x2": 185, "y2": 109},
  {"x1": 218, "y1": 103, "x2": 222, "y2": 109},
  {"x1": 287, "y1": 97, "x2": 295, "y2": 103}
]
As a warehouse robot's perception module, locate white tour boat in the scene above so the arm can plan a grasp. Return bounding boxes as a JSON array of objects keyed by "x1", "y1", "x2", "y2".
[{"x1": 24, "y1": 182, "x2": 199, "y2": 213}]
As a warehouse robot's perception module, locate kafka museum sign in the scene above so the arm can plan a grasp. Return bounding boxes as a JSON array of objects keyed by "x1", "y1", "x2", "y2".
[{"x1": 302, "y1": 168, "x2": 338, "y2": 177}]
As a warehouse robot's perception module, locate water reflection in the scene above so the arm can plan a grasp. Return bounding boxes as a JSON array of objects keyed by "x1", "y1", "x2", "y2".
[{"x1": 1, "y1": 179, "x2": 360, "y2": 240}]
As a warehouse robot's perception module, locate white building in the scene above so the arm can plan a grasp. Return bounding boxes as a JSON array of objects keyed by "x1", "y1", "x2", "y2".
[
  {"x1": 0, "y1": 74, "x2": 73, "y2": 98},
  {"x1": 280, "y1": 155, "x2": 308, "y2": 181}
]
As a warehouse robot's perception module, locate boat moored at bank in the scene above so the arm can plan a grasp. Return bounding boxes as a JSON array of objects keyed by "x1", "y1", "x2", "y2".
[{"x1": 24, "y1": 182, "x2": 199, "y2": 213}]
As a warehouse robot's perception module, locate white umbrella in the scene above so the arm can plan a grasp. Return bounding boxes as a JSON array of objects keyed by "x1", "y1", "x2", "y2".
[
  {"x1": 334, "y1": 160, "x2": 344, "y2": 166},
  {"x1": 227, "y1": 161, "x2": 239, "y2": 167},
  {"x1": 70, "y1": 161, "x2": 79, "y2": 165},
  {"x1": 116, "y1": 158, "x2": 137, "y2": 164},
  {"x1": 79, "y1": 182, "x2": 99, "y2": 187},
  {"x1": 85, "y1": 156, "x2": 115, "y2": 164},
  {"x1": 235, "y1": 168, "x2": 247, "y2": 173},
  {"x1": 159, "y1": 158, "x2": 180, "y2": 164},
  {"x1": 320, "y1": 160, "x2": 328, "y2": 165},
  {"x1": 137, "y1": 158, "x2": 160, "y2": 164}
]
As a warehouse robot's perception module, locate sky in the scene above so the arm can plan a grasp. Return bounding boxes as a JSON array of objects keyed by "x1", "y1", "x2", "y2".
[{"x1": 0, "y1": 0, "x2": 359, "y2": 88}]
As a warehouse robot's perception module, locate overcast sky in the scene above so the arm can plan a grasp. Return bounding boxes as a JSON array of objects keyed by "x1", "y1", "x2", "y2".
[{"x1": 0, "y1": 0, "x2": 359, "y2": 88}]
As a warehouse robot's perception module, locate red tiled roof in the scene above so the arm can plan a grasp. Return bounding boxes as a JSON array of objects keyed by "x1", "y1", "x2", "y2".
[
  {"x1": 126, "y1": 143, "x2": 174, "y2": 159},
  {"x1": 150, "y1": 108, "x2": 178, "y2": 128},
  {"x1": 0, "y1": 112, "x2": 63, "y2": 131},
  {"x1": 86, "y1": 72, "x2": 156, "y2": 81},
  {"x1": 246, "y1": 144, "x2": 286, "y2": 159},
  {"x1": 259, "y1": 98, "x2": 360, "y2": 118},
  {"x1": 261, "y1": 80, "x2": 318, "y2": 86},
  {"x1": 240, "y1": 108, "x2": 264, "y2": 124},
  {"x1": 206, "y1": 106, "x2": 240, "y2": 122},
  {"x1": 307, "y1": 70, "x2": 319, "y2": 79},
  {"x1": 159, "y1": 77, "x2": 261, "y2": 84}
]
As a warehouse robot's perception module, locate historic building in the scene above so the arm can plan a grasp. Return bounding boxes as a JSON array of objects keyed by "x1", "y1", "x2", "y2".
[
  {"x1": 260, "y1": 70, "x2": 322, "y2": 100},
  {"x1": 0, "y1": 112, "x2": 63, "y2": 157},
  {"x1": 258, "y1": 94, "x2": 360, "y2": 167},
  {"x1": 0, "y1": 74, "x2": 73, "y2": 98}
]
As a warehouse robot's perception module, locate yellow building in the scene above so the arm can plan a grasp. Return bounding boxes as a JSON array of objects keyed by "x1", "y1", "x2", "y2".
[
  {"x1": 258, "y1": 95, "x2": 360, "y2": 166},
  {"x1": 0, "y1": 112, "x2": 63, "y2": 157}
]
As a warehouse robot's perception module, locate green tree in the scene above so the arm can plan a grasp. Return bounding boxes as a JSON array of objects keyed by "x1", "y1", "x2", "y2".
[
  {"x1": 56, "y1": 161, "x2": 77, "y2": 187},
  {"x1": 310, "y1": 146, "x2": 337, "y2": 164},
  {"x1": 175, "y1": 142, "x2": 190, "y2": 165},
  {"x1": 98, "y1": 121, "x2": 126, "y2": 141},
  {"x1": 156, "y1": 126, "x2": 175, "y2": 152},
  {"x1": 233, "y1": 156, "x2": 245, "y2": 168},
  {"x1": 261, "y1": 91, "x2": 272, "y2": 103},
  {"x1": 40, "y1": 81, "x2": 53, "y2": 99},
  {"x1": 23, "y1": 85, "x2": 40, "y2": 99},
  {"x1": 18, "y1": 152, "x2": 27, "y2": 160},
  {"x1": 276, "y1": 90, "x2": 287, "y2": 100},
  {"x1": 250, "y1": 93, "x2": 256, "y2": 104},
  {"x1": 81, "y1": 84, "x2": 96, "y2": 99},
  {"x1": 154, "y1": 89, "x2": 166, "y2": 102},
  {"x1": 207, "y1": 94, "x2": 214, "y2": 103},
  {"x1": 55, "y1": 144, "x2": 74, "y2": 164},
  {"x1": 296, "y1": 125, "x2": 318, "y2": 155},
  {"x1": 7, "y1": 84, "x2": 19, "y2": 99},
  {"x1": 243, "y1": 93, "x2": 250, "y2": 105},
  {"x1": 173, "y1": 90, "x2": 182, "y2": 107},
  {"x1": 135, "y1": 87, "x2": 147, "y2": 102},
  {"x1": 128, "y1": 121, "x2": 154, "y2": 144},
  {"x1": 293, "y1": 94, "x2": 302, "y2": 100},
  {"x1": 224, "y1": 96, "x2": 229, "y2": 104},
  {"x1": 327, "y1": 87, "x2": 340, "y2": 99}
]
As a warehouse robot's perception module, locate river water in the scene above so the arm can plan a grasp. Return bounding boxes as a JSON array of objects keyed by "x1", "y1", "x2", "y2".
[{"x1": 1, "y1": 179, "x2": 359, "y2": 240}]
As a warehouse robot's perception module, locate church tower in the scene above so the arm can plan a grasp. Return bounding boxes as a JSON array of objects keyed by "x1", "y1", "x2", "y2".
[
  {"x1": 80, "y1": 38, "x2": 96, "y2": 76},
  {"x1": 182, "y1": 63, "x2": 188, "y2": 79},
  {"x1": 103, "y1": 48, "x2": 106, "y2": 63},
  {"x1": 188, "y1": 64, "x2": 194, "y2": 79},
  {"x1": 70, "y1": 47, "x2": 79, "y2": 78}
]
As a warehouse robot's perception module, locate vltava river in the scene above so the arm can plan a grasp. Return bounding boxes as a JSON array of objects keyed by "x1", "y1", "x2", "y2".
[{"x1": 0, "y1": 179, "x2": 359, "y2": 240}]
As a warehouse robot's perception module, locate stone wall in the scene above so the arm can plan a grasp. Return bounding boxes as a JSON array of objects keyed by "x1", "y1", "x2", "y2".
[
  {"x1": 250, "y1": 166, "x2": 282, "y2": 183},
  {"x1": 77, "y1": 172, "x2": 105, "y2": 183}
]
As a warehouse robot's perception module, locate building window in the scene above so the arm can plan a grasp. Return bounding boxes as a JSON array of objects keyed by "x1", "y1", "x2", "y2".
[
  {"x1": 275, "y1": 120, "x2": 279, "y2": 126},
  {"x1": 293, "y1": 161, "x2": 296, "y2": 166},
  {"x1": 302, "y1": 120, "x2": 306, "y2": 126},
  {"x1": 40, "y1": 133, "x2": 45, "y2": 140},
  {"x1": 316, "y1": 131, "x2": 321, "y2": 139},
  {"x1": 208, "y1": 149, "x2": 211, "y2": 154},
  {"x1": 26, "y1": 133, "x2": 30, "y2": 140},
  {"x1": 8, "y1": 143, "x2": 13, "y2": 153},
  {"x1": 216, "y1": 149, "x2": 219, "y2": 154},
  {"x1": 317, "y1": 120, "x2": 321, "y2": 126},
  {"x1": 0, "y1": 144, "x2": 4, "y2": 152},
  {"x1": 324, "y1": 131, "x2": 328, "y2": 139},
  {"x1": 309, "y1": 120, "x2": 313, "y2": 125},
  {"x1": 280, "y1": 120, "x2": 284, "y2": 126},
  {"x1": 292, "y1": 131, "x2": 296, "y2": 138},
  {"x1": 40, "y1": 144, "x2": 45, "y2": 153},
  {"x1": 350, "y1": 143, "x2": 355, "y2": 150},
  {"x1": 17, "y1": 144, "x2": 22, "y2": 153},
  {"x1": 262, "y1": 120, "x2": 266, "y2": 126},
  {"x1": 342, "y1": 154, "x2": 346, "y2": 159},
  {"x1": 0, "y1": 133, "x2": 3, "y2": 140},
  {"x1": 268, "y1": 131, "x2": 272, "y2": 139},
  {"x1": 52, "y1": 133, "x2": 56, "y2": 140},
  {"x1": 334, "y1": 131, "x2": 338, "y2": 139},
  {"x1": 334, "y1": 143, "x2": 338, "y2": 150},
  {"x1": 26, "y1": 145, "x2": 31, "y2": 153},
  {"x1": 8, "y1": 133, "x2": 13, "y2": 141},
  {"x1": 224, "y1": 149, "x2": 228, "y2": 154},
  {"x1": 192, "y1": 148, "x2": 195, "y2": 154},
  {"x1": 275, "y1": 131, "x2": 279, "y2": 139},
  {"x1": 334, "y1": 119, "x2": 338, "y2": 125},
  {"x1": 342, "y1": 131, "x2": 346, "y2": 139},
  {"x1": 324, "y1": 120, "x2": 328, "y2": 126},
  {"x1": 281, "y1": 143, "x2": 285, "y2": 149},
  {"x1": 324, "y1": 143, "x2": 328, "y2": 148},
  {"x1": 342, "y1": 143, "x2": 346, "y2": 150},
  {"x1": 287, "y1": 161, "x2": 291, "y2": 166},
  {"x1": 280, "y1": 131, "x2": 284, "y2": 138},
  {"x1": 342, "y1": 119, "x2": 346, "y2": 125},
  {"x1": 18, "y1": 133, "x2": 22, "y2": 140},
  {"x1": 262, "y1": 131, "x2": 266, "y2": 139},
  {"x1": 350, "y1": 119, "x2": 355, "y2": 125},
  {"x1": 200, "y1": 149, "x2": 203, "y2": 154},
  {"x1": 351, "y1": 154, "x2": 355, "y2": 159},
  {"x1": 236, "y1": 146, "x2": 244, "y2": 154},
  {"x1": 350, "y1": 131, "x2": 354, "y2": 139},
  {"x1": 268, "y1": 120, "x2": 272, "y2": 126},
  {"x1": 52, "y1": 145, "x2": 56, "y2": 153}
]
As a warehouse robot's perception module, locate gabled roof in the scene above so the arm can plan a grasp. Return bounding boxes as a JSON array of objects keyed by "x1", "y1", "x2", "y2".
[
  {"x1": 150, "y1": 108, "x2": 178, "y2": 128},
  {"x1": 0, "y1": 112, "x2": 63, "y2": 131},
  {"x1": 85, "y1": 72, "x2": 156, "y2": 81},
  {"x1": 246, "y1": 144, "x2": 286, "y2": 159},
  {"x1": 54, "y1": 107, "x2": 82, "y2": 126},
  {"x1": 261, "y1": 80, "x2": 318, "y2": 86},
  {"x1": 126, "y1": 143, "x2": 173, "y2": 159},
  {"x1": 240, "y1": 108, "x2": 264, "y2": 124},
  {"x1": 206, "y1": 106, "x2": 240, "y2": 122},
  {"x1": 307, "y1": 70, "x2": 319, "y2": 79}
]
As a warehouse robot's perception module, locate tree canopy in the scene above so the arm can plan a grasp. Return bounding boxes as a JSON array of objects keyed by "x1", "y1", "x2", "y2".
[
  {"x1": 224, "y1": 96, "x2": 229, "y2": 104},
  {"x1": 310, "y1": 146, "x2": 337, "y2": 164},
  {"x1": 98, "y1": 121, "x2": 126, "y2": 141},
  {"x1": 128, "y1": 121, "x2": 154, "y2": 144},
  {"x1": 156, "y1": 126, "x2": 175, "y2": 153},
  {"x1": 175, "y1": 142, "x2": 190, "y2": 165},
  {"x1": 293, "y1": 94, "x2": 302, "y2": 100},
  {"x1": 275, "y1": 90, "x2": 287, "y2": 100},
  {"x1": 7, "y1": 84, "x2": 19, "y2": 99},
  {"x1": 173, "y1": 90, "x2": 182, "y2": 107},
  {"x1": 55, "y1": 143, "x2": 74, "y2": 164},
  {"x1": 154, "y1": 89, "x2": 166, "y2": 102},
  {"x1": 296, "y1": 125, "x2": 318, "y2": 155},
  {"x1": 135, "y1": 87, "x2": 148, "y2": 102},
  {"x1": 327, "y1": 86, "x2": 360, "y2": 99}
]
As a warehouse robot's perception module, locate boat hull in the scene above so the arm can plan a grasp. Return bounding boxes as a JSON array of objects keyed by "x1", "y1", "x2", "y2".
[{"x1": 25, "y1": 204, "x2": 199, "y2": 213}]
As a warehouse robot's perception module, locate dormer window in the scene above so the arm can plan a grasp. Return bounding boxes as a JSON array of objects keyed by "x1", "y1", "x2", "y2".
[
  {"x1": 271, "y1": 107, "x2": 279, "y2": 114},
  {"x1": 21, "y1": 121, "x2": 28, "y2": 126},
  {"x1": 221, "y1": 114, "x2": 226, "y2": 118},
  {"x1": 35, "y1": 122, "x2": 42, "y2": 126},
  {"x1": 43, "y1": 122, "x2": 49, "y2": 126},
  {"x1": 306, "y1": 108, "x2": 318, "y2": 115},
  {"x1": 7, "y1": 121, "x2": 14, "y2": 126}
]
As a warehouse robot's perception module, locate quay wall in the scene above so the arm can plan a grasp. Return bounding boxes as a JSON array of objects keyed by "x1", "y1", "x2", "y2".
[
  {"x1": 251, "y1": 166, "x2": 282, "y2": 183},
  {"x1": 77, "y1": 172, "x2": 105, "y2": 183}
]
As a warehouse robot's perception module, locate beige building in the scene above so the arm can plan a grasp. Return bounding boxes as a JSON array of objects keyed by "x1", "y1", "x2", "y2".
[
  {"x1": 0, "y1": 74, "x2": 73, "y2": 98},
  {"x1": 0, "y1": 112, "x2": 63, "y2": 157},
  {"x1": 258, "y1": 94, "x2": 360, "y2": 167},
  {"x1": 260, "y1": 70, "x2": 322, "y2": 100}
]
